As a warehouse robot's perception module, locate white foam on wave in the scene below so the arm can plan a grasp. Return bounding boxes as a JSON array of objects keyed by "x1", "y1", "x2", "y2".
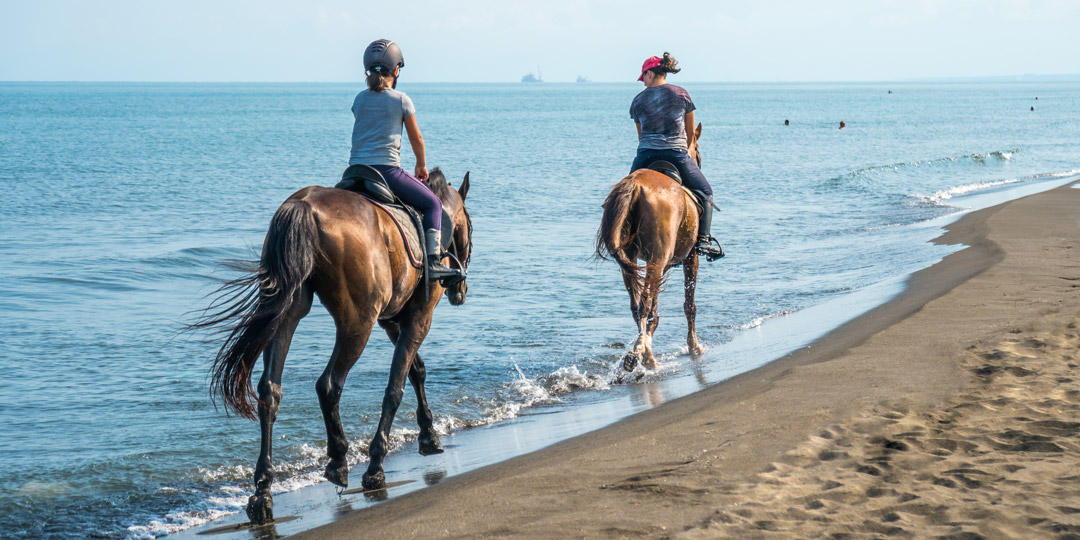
[
  {"x1": 544, "y1": 365, "x2": 611, "y2": 395},
  {"x1": 913, "y1": 168, "x2": 1080, "y2": 206},
  {"x1": 1044, "y1": 168, "x2": 1080, "y2": 179},
  {"x1": 737, "y1": 309, "x2": 797, "y2": 330},
  {"x1": 127, "y1": 430, "x2": 422, "y2": 538},
  {"x1": 916, "y1": 178, "x2": 1023, "y2": 204},
  {"x1": 607, "y1": 347, "x2": 682, "y2": 384},
  {"x1": 481, "y1": 364, "x2": 562, "y2": 423},
  {"x1": 474, "y1": 362, "x2": 614, "y2": 423},
  {"x1": 125, "y1": 487, "x2": 247, "y2": 539},
  {"x1": 844, "y1": 149, "x2": 1020, "y2": 179}
]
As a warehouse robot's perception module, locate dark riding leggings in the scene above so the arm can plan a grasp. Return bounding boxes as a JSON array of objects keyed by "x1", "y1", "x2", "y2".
[
  {"x1": 371, "y1": 165, "x2": 442, "y2": 231},
  {"x1": 630, "y1": 148, "x2": 712, "y2": 197}
]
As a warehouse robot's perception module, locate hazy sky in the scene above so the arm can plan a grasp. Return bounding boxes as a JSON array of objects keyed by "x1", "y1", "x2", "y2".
[{"x1": 1, "y1": 0, "x2": 1077, "y2": 83}]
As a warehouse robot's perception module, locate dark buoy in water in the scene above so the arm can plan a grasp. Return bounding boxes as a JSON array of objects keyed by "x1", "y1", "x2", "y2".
[
  {"x1": 1031, "y1": 106, "x2": 1035, "y2": 111},
  {"x1": 839, "y1": 120, "x2": 846, "y2": 129},
  {"x1": 784, "y1": 119, "x2": 790, "y2": 126},
  {"x1": 888, "y1": 90, "x2": 892, "y2": 94}
]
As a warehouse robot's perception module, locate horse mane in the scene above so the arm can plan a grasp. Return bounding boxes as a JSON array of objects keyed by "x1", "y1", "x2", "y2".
[
  {"x1": 423, "y1": 167, "x2": 454, "y2": 201},
  {"x1": 423, "y1": 167, "x2": 472, "y2": 268}
]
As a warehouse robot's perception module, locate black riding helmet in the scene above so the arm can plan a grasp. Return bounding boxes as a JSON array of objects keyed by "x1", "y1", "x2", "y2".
[{"x1": 364, "y1": 39, "x2": 404, "y2": 74}]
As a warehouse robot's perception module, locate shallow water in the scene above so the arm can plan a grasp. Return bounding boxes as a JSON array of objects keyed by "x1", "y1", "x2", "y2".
[{"x1": 1, "y1": 81, "x2": 1078, "y2": 538}]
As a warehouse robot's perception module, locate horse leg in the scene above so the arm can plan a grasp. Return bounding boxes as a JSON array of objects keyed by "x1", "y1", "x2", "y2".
[
  {"x1": 247, "y1": 285, "x2": 312, "y2": 524},
  {"x1": 315, "y1": 315, "x2": 377, "y2": 488},
  {"x1": 638, "y1": 263, "x2": 665, "y2": 370},
  {"x1": 620, "y1": 260, "x2": 645, "y2": 371},
  {"x1": 630, "y1": 261, "x2": 660, "y2": 371},
  {"x1": 683, "y1": 252, "x2": 704, "y2": 356},
  {"x1": 378, "y1": 320, "x2": 443, "y2": 456},
  {"x1": 363, "y1": 321, "x2": 427, "y2": 489}
]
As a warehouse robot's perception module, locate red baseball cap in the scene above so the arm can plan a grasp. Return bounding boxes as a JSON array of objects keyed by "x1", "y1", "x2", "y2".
[{"x1": 638, "y1": 56, "x2": 662, "y2": 81}]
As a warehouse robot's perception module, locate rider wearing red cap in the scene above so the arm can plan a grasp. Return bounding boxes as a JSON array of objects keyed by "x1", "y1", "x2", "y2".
[{"x1": 630, "y1": 52, "x2": 724, "y2": 261}]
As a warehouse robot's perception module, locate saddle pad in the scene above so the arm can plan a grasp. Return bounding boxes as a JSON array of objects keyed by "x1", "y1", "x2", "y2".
[{"x1": 367, "y1": 199, "x2": 424, "y2": 268}]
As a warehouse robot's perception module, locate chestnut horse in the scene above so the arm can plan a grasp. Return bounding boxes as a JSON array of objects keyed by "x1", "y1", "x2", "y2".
[
  {"x1": 597, "y1": 124, "x2": 706, "y2": 371},
  {"x1": 192, "y1": 169, "x2": 472, "y2": 524}
]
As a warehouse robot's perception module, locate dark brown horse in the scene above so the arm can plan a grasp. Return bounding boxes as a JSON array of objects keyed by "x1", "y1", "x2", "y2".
[
  {"x1": 597, "y1": 124, "x2": 706, "y2": 371},
  {"x1": 192, "y1": 169, "x2": 471, "y2": 524}
]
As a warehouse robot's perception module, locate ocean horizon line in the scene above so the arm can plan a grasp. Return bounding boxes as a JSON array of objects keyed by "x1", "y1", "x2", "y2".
[{"x1": 2, "y1": 74, "x2": 1079, "y2": 85}]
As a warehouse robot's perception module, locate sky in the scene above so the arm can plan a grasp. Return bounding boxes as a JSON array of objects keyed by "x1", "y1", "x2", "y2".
[{"x1": 1, "y1": 0, "x2": 1078, "y2": 83}]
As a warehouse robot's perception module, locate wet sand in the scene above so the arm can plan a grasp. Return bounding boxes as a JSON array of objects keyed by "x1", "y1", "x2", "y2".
[{"x1": 297, "y1": 183, "x2": 1080, "y2": 539}]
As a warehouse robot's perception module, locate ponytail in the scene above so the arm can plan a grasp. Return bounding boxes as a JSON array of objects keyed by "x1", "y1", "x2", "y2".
[
  {"x1": 366, "y1": 67, "x2": 396, "y2": 92},
  {"x1": 648, "y1": 52, "x2": 681, "y2": 79},
  {"x1": 660, "y1": 52, "x2": 680, "y2": 74}
]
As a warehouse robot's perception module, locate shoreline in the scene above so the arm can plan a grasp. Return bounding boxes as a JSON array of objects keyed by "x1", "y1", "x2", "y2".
[{"x1": 284, "y1": 182, "x2": 1079, "y2": 538}]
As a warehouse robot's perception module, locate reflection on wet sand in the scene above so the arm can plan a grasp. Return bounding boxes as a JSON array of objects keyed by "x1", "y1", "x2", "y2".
[{"x1": 423, "y1": 469, "x2": 448, "y2": 486}]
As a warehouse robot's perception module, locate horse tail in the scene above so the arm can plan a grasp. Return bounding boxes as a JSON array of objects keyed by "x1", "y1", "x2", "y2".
[
  {"x1": 192, "y1": 198, "x2": 319, "y2": 420},
  {"x1": 596, "y1": 176, "x2": 642, "y2": 273}
]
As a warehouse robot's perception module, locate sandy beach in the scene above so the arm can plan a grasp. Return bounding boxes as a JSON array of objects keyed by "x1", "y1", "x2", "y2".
[{"x1": 290, "y1": 182, "x2": 1080, "y2": 539}]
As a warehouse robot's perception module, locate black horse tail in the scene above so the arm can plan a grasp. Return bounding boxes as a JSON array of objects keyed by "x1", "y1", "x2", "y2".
[
  {"x1": 596, "y1": 176, "x2": 642, "y2": 274},
  {"x1": 192, "y1": 199, "x2": 319, "y2": 420}
]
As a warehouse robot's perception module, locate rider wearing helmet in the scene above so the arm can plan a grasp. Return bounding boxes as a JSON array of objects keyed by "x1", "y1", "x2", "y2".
[
  {"x1": 629, "y1": 52, "x2": 724, "y2": 261},
  {"x1": 348, "y1": 39, "x2": 462, "y2": 282}
]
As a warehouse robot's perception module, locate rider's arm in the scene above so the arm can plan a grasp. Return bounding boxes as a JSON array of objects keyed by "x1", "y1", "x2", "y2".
[
  {"x1": 403, "y1": 114, "x2": 428, "y2": 181},
  {"x1": 635, "y1": 121, "x2": 641, "y2": 139},
  {"x1": 684, "y1": 110, "x2": 695, "y2": 148}
]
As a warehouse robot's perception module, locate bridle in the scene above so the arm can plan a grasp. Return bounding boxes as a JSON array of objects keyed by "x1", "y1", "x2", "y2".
[{"x1": 443, "y1": 206, "x2": 472, "y2": 284}]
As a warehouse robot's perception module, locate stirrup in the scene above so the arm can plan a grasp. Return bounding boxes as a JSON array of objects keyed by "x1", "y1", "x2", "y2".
[
  {"x1": 696, "y1": 236, "x2": 725, "y2": 261},
  {"x1": 427, "y1": 261, "x2": 464, "y2": 285}
]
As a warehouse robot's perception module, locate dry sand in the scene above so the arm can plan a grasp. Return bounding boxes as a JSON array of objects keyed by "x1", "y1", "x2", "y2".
[{"x1": 297, "y1": 183, "x2": 1080, "y2": 539}]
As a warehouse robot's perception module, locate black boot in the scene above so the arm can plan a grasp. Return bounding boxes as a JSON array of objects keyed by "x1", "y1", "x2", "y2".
[
  {"x1": 424, "y1": 229, "x2": 465, "y2": 283},
  {"x1": 694, "y1": 193, "x2": 725, "y2": 261}
]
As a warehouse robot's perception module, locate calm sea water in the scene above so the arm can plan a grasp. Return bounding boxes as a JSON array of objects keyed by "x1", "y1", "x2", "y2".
[{"x1": 1, "y1": 81, "x2": 1078, "y2": 538}]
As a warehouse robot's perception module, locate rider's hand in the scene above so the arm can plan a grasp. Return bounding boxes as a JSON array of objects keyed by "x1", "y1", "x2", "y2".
[{"x1": 415, "y1": 165, "x2": 429, "y2": 181}]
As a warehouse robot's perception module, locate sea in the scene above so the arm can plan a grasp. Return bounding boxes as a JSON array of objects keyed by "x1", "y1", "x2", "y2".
[{"x1": 1, "y1": 81, "x2": 1078, "y2": 539}]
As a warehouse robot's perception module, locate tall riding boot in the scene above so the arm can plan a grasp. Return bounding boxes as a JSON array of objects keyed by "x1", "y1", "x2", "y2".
[
  {"x1": 425, "y1": 229, "x2": 465, "y2": 283},
  {"x1": 694, "y1": 194, "x2": 725, "y2": 261}
]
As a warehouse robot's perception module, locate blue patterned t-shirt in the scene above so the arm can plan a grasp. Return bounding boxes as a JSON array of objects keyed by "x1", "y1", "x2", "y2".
[{"x1": 629, "y1": 84, "x2": 696, "y2": 151}]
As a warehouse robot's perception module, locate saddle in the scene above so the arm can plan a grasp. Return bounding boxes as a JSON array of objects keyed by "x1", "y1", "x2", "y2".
[
  {"x1": 335, "y1": 165, "x2": 453, "y2": 268},
  {"x1": 648, "y1": 160, "x2": 682, "y2": 184},
  {"x1": 646, "y1": 160, "x2": 703, "y2": 213}
]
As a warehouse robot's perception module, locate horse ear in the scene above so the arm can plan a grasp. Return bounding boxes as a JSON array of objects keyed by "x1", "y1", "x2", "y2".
[
  {"x1": 458, "y1": 172, "x2": 470, "y2": 201},
  {"x1": 695, "y1": 123, "x2": 702, "y2": 141}
]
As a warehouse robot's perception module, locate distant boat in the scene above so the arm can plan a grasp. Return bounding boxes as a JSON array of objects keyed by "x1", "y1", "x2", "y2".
[
  {"x1": 576, "y1": 75, "x2": 589, "y2": 83},
  {"x1": 521, "y1": 68, "x2": 543, "y2": 83}
]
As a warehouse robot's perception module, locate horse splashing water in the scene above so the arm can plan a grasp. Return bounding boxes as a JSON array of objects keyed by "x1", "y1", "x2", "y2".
[
  {"x1": 597, "y1": 124, "x2": 711, "y2": 371},
  {"x1": 191, "y1": 168, "x2": 472, "y2": 524}
]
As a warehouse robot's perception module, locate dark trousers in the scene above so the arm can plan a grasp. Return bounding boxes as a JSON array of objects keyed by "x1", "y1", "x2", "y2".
[
  {"x1": 630, "y1": 148, "x2": 712, "y2": 197},
  {"x1": 371, "y1": 165, "x2": 442, "y2": 231}
]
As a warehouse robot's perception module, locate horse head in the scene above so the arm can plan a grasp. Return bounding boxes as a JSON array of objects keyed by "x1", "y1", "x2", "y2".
[
  {"x1": 689, "y1": 122, "x2": 703, "y2": 168},
  {"x1": 425, "y1": 169, "x2": 472, "y2": 305}
]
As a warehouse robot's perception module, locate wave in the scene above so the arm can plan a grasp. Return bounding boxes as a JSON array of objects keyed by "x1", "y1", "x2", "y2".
[
  {"x1": 838, "y1": 149, "x2": 1020, "y2": 181},
  {"x1": 123, "y1": 362, "x2": 613, "y2": 538},
  {"x1": 736, "y1": 309, "x2": 797, "y2": 331},
  {"x1": 914, "y1": 178, "x2": 1024, "y2": 204},
  {"x1": 912, "y1": 168, "x2": 1080, "y2": 206}
]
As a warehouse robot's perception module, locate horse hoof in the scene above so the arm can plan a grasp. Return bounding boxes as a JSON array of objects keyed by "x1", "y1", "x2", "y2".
[
  {"x1": 690, "y1": 344, "x2": 705, "y2": 357},
  {"x1": 362, "y1": 469, "x2": 386, "y2": 490},
  {"x1": 622, "y1": 352, "x2": 639, "y2": 372},
  {"x1": 642, "y1": 356, "x2": 657, "y2": 370},
  {"x1": 246, "y1": 494, "x2": 274, "y2": 525},
  {"x1": 323, "y1": 459, "x2": 349, "y2": 488},
  {"x1": 418, "y1": 432, "x2": 444, "y2": 456}
]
